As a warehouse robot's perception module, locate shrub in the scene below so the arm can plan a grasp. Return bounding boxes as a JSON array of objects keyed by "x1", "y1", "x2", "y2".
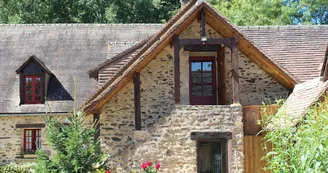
[
  {"x1": 261, "y1": 96, "x2": 328, "y2": 172},
  {"x1": 35, "y1": 80, "x2": 109, "y2": 173}
]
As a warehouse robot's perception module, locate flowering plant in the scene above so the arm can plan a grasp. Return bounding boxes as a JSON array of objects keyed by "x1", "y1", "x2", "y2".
[{"x1": 140, "y1": 161, "x2": 160, "y2": 173}]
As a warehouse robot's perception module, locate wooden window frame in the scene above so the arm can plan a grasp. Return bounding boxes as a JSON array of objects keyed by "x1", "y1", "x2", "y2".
[
  {"x1": 189, "y1": 56, "x2": 217, "y2": 105},
  {"x1": 23, "y1": 129, "x2": 41, "y2": 153},
  {"x1": 196, "y1": 139, "x2": 228, "y2": 173},
  {"x1": 23, "y1": 75, "x2": 42, "y2": 104}
]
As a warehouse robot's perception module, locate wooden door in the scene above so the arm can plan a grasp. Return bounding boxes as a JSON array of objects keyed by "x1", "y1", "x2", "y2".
[{"x1": 190, "y1": 57, "x2": 216, "y2": 105}]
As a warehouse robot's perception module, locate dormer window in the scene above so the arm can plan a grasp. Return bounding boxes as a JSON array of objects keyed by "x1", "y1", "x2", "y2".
[
  {"x1": 24, "y1": 76, "x2": 42, "y2": 104},
  {"x1": 16, "y1": 55, "x2": 52, "y2": 105}
]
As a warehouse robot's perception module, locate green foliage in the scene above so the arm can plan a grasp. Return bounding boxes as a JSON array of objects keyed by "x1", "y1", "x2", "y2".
[
  {"x1": 0, "y1": 162, "x2": 36, "y2": 173},
  {"x1": 1, "y1": 0, "x2": 327, "y2": 25},
  {"x1": 35, "y1": 81, "x2": 109, "y2": 173},
  {"x1": 262, "y1": 96, "x2": 328, "y2": 172},
  {"x1": 213, "y1": 0, "x2": 299, "y2": 25}
]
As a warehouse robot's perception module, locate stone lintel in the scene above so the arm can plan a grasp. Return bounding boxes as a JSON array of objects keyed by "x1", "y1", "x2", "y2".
[{"x1": 190, "y1": 131, "x2": 232, "y2": 140}]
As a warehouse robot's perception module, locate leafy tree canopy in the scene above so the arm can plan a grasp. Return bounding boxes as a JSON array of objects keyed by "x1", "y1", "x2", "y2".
[{"x1": 0, "y1": 0, "x2": 327, "y2": 25}]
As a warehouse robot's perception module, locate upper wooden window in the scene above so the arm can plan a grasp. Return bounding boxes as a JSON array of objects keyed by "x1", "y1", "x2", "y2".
[
  {"x1": 24, "y1": 76, "x2": 42, "y2": 104},
  {"x1": 24, "y1": 129, "x2": 41, "y2": 153}
]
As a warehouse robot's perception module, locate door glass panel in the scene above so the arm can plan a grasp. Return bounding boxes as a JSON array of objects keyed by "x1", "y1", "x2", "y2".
[
  {"x1": 203, "y1": 62, "x2": 212, "y2": 72},
  {"x1": 203, "y1": 71, "x2": 212, "y2": 83},
  {"x1": 192, "y1": 85, "x2": 202, "y2": 96},
  {"x1": 203, "y1": 85, "x2": 213, "y2": 96},
  {"x1": 191, "y1": 62, "x2": 201, "y2": 72},
  {"x1": 192, "y1": 72, "x2": 202, "y2": 84}
]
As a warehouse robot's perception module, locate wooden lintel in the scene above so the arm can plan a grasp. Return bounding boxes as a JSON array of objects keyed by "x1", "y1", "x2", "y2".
[
  {"x1": 133, "y1": 72, "x2": 141, "y2": 130},
  {"x1": 184, "y1": 44, "x2": 221, "y2": 52},
  {"x1": 93, "y1": 112, "x2": 100, "y2": 144},
  {"x1": 16, "y1": 124, "x2": 45, "y2": 128},
  {"x1": 201, "y1": 9, "x2": 206, "y2": 38},
  {"x1": 174, "y1": 35, "x2": 181, "y2": 104},
  {"x1": 190, "y1": 131, "x2": 232, "y2": 140},
  {"x1": 179, "y1": 38, "x2": 232, "y2": 48},
  {"x1": 231, "y1": 37, "x2": 240, "y2": 104}
]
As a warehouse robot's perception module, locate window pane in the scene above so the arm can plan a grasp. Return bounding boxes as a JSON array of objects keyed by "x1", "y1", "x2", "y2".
[
  {"x1": 204, "y1": 85, "x2": 213, "y2": 96},
  {"x1": 25, "y1": 78, "x2": 32, "y2": 101},
  {"x1": 199, "y1": 141, "x2": 224, "y2": 173},
  {"x1": 191, "y1": 72, "x2": 201, "y2": 84},
  {"x1": 203, "y1": 72, "x2": 212, "y2": 83},
  {"x1": 203, "y1": 62, "x2": 212, "y2": 72},
  {"x1": 35, "y1": 78, "x2": 41, "y2": 101},
  {"x1": 192, "y1": 85, "x2": 202, "y2": 96},
  {"x1": 191, "y1": 62, "x2": 201, "y2": 72}
]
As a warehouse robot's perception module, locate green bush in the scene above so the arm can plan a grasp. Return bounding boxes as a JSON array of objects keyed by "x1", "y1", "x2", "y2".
[
  {"x1": 35, "y1": 80, "x2": 109, "y2": 173},
  {"x1": 262, "y1": 96, "x2": 328, "y2": 172},
  {"x1": 0, "y1": 162, "x2": 36, "y2": 173}
]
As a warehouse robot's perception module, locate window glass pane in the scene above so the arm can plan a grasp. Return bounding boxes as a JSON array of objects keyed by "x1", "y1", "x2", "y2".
[
  {"x1": 25, "y1": 77, "x2": 32, "y2": 101},
  {"x1": 203, "y1": 72, "x2": 212, "y2": 83},
  {"x1": 202, "y1": 62, "x2": 212, "y2": 72},
  {"x1": 191, "y1": 62, "x2": 201, "y2": 72},
  {"x1": 199, "y1": 141, "x2": 224, "y2": 173},
  {"x1": 35, "y1": 78, "x2": 41, "y2": 101},
  {"x1": 191, "y1": 72, "x2": 201, "y2": 84},
  {"x1": 204, "y1": 85, "x2": 213, "y2": 96},
  {"x1": 192, "y1": 85, "x2": 202, "y2": 96}
]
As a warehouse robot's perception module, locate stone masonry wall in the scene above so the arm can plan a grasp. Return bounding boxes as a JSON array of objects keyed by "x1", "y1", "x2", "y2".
[
  {"x1": 130, "y1": 104, "x2": 244, "y2": 173},
  {"x1": 0, "y1": 115, "x2": 58, "y2": 164}
]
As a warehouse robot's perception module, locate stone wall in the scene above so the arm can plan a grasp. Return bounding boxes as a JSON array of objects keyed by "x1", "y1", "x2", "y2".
[
  {"x1": 0, "y1": 115, "x2": 55, "y2": 163},
  {"x1": 0, "y1": 114, "x2": 94, "y2": 164}
]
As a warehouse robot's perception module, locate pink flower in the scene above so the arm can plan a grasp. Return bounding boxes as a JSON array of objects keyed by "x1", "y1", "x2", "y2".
[
  {"x1": 155, "y1": 163, "x2": 160, "y2": 169},
  {"x1": 145, "y1": 161, "x2": 152, "y2": 166},
  {"x1": 141, "y1": 163, "x2": 147, "y2": 169}
]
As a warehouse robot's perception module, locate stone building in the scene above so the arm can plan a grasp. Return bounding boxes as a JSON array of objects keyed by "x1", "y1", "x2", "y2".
[{"x1": 1, "y1": 0, "x2": 328, "y2": 172}]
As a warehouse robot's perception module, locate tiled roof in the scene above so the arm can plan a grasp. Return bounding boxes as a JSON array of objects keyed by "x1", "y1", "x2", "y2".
[
  {"x1": 0, "y1": 24, "x2": 162, "y2": 113},
  {"x1": 240, "y1": 25, "x2": 328, "y2": 81},
  {"x1": 273, "y1": 77, "x2": 328, "y2": 127}
]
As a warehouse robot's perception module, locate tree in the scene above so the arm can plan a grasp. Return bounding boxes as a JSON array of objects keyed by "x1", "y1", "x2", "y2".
[
  {"x1": 35, "y1": 83, "x2": 108, "y2": 173},
  {"x1": 213, "y1": 0, "x2": 301, "y2": 25},
  {"x1": 262, "y1": 96, "x2": 328, "y2": 172}
]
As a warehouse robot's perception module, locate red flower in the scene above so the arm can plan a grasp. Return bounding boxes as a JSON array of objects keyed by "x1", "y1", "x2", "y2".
[
  {"x1": 141, "y1": 163, "x2": 147, "y2": 169},
  {"x1": 155, "y1": 163, "x2": 160, "y2": 169},
  {"x1": 105, "y1": 170, "x2": 110, "y2": 173},
  {"x1": 145, "y1": 161, "x2": 152, "y2": 166}
]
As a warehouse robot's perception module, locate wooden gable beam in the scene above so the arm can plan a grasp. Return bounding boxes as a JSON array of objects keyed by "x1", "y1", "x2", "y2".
[
  {"x1": 179, "y1": 38, "x2": 232, "y2": 47},
  {"x1": 174, "y1": 35, "x2": 181, "y2": 104},
  {"x1": 133, "y1": 72, "x2": 141, "y2": 130}
]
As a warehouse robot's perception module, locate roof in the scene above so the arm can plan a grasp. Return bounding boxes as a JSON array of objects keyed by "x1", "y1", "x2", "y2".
[
  {"x1": 16, "y1": 55, "x2": 53, "y2": 74},
  {"x1": 0, "y1": 23, "x2": 162, "y2": 114},
  {"x1": 240, "y1": 25, "x2": 328, "y2": 82},
  {"x1": 273, "y1": 77, "x2": 328, "y2": 127},
  {"x1": 84, "y1": 1, "x2": 299, "y2": 112}
]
